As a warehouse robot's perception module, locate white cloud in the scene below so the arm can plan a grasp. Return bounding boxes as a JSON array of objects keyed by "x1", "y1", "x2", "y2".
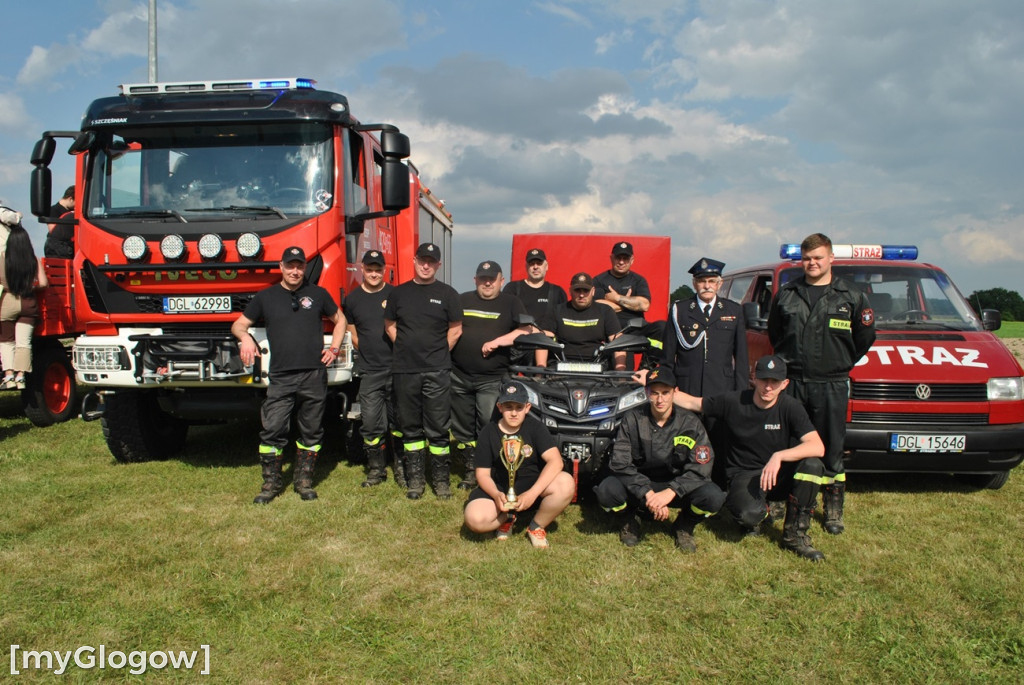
[{"x1": 0, "y1": 93, "x2": 35, "y2": 134}]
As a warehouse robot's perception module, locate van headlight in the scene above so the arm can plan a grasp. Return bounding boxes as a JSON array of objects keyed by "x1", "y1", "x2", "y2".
[
  {"x1": 987, "y1": 377, "x2": 1024, "y2": 401},
  {"x1": 617, "y1": 386, "x2": 648, "y2": 412}
]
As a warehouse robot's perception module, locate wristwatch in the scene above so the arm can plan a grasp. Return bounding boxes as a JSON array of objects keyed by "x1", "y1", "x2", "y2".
[{"x1": 329, "y1": 347, "x2": 340, "y2": 355}]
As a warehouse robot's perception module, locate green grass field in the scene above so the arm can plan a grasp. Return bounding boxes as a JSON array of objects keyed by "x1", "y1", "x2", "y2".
[
  {"x1": 2, "y1": 391, "x2": 1023, "y2": 682},
  {"x1": 996, "y1": 320, "x2": 1024, "y2": 338}
]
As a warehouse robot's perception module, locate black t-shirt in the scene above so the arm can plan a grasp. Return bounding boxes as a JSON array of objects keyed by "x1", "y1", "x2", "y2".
[
  {"x1": 553, "y1": 301, "x2": 620, "y2": 360},
  {"x1": 45, "y1": 205, "x2": 74, "y2": 258},
  {"x1": 593, "y1": 269, "x2": 652, "y2": 326},
  {"x1": 476, "y1": 413, "x2": 557, "y2": 491},
  {"x1": 701, "y1": 390, "x2": 817, "y2": 474},
  {"x1": 452, "y1": 290, "x2": 527, "y2": 378},
  {"x1": 243, "y1": 283, "x2": 338, "y2": 374},
  {"x1": 384, "y1": 279, "x2": 463, "y2": 373},
  {"x1": 343, "y1": 283, "x2": 394, "y2": 372},
  {"x1": 502, "y1": 280, "x2": 567, "y2": 331}
]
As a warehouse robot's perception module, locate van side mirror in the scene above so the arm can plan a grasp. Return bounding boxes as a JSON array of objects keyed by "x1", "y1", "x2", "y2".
[
  {"x1": 743, "y1": 301, "x2": 766, "y2": 330},
  {"x1": 981, "y1": 308, "x2": 1001, "y2": 332}
]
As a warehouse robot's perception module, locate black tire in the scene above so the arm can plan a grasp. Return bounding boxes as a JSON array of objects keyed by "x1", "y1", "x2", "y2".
[
  {"x1": 956, "y1": 470, "x2": 1010, "y2": 490},
  {"x1": 102, "y1": 391, "x2": 189, "y2": 463},
  {"x1": 21, "y1": 343, "x2": 78, "y2": 427}
]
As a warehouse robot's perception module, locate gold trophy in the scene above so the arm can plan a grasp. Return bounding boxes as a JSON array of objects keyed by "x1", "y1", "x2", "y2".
[{"x1": 499, "y1": 434, "x2": 525, "y2": 511}]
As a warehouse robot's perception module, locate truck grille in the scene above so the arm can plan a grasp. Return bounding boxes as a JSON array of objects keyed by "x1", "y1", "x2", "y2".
[
  {"x1": 851, "y1": 382, "x2": 987, "y2": 402},
  {"x1": 851, "y1": 412, "x2": 989, "y2": 425}
]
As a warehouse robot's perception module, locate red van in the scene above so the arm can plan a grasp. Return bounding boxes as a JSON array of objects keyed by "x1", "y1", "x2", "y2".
[{"x1": 723, "y1": 244, "x2": 1024, "y2": 489}]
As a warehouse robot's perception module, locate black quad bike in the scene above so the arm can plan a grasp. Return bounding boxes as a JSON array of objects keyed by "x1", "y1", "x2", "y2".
[{"x1": 508, "y1": 321, "x2": 658, "y2": 501}]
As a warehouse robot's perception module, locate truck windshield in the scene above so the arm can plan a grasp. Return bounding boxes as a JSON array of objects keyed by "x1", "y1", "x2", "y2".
[
  {"x1": 779, "y1": 265, "x2": 983, "y2": 331},
  {"x1": 84, "y1": 122, "x2": 333, "y2": 229}
]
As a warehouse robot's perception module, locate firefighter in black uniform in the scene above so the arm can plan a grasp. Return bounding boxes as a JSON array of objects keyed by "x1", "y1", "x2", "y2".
[
  {"x1": 767, "y1": 233, "x2": 875, "y2": 536},
  {"x1": 232, "y1": 246, "x2": 347, "y2": 504},
  {"x1": 593, "y1": 367, "x2": 726, "y2": 553},
  {"x1": 674, "y1": 355, "x2": 829, "y2": 561}
]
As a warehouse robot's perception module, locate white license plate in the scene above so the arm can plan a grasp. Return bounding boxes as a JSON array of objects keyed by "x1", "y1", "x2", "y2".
[
  {"x1": 163, "y1": 295, "x2": 232, "y2": 313},
  {"x1": 556, "y1": 361, "x2": 603, "y2": 373},
  {"x1": 889, "y1": 433, "x2": 966, "y2": 453}
]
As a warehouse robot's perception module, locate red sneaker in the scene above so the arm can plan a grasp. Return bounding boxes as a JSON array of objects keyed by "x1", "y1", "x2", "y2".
[
  {"x1": 495, "y1": 514, "x2": 516, "y2": 541},
  {"x1": 526, "y1": 526, "x2": 549, "y2": 548}
]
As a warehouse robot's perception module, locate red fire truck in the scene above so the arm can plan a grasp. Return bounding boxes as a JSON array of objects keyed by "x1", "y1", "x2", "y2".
[
  {"x1": 28, "y1": 77, "x2": 452, "y2": 462},
  {"x1": 723, "y1": 243, "x2": 1024, "y2": 488}
]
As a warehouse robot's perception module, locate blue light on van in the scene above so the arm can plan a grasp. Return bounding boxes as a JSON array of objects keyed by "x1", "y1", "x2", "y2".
[{"x1": 780, "y1": 244, "x2": 918, "y2": 261}]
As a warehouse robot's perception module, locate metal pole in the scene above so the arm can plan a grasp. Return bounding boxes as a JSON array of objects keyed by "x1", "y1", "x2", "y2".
[{"x1": 148, "y1": 0, "x2": 158, "y2": 82}]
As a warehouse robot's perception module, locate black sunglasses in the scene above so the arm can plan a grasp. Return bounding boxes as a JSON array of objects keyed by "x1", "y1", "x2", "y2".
[{"x1": 291, "y1": 293, "x2": 300, "y2": 311}]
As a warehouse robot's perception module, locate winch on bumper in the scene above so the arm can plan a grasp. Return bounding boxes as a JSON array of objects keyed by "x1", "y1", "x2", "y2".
[{"x1": 72, "y1": 327, "x2": 353, "y2": 387}]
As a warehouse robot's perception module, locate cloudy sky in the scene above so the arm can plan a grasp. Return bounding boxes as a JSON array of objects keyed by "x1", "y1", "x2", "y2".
[{"x1": 2, "y1": 0, "x2": 1022, "y2": 296}]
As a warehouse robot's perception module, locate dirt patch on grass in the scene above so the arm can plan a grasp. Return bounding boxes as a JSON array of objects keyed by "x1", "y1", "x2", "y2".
[{"x1": 1003, "y1": 337, "x2": 1024, "y2": 367}]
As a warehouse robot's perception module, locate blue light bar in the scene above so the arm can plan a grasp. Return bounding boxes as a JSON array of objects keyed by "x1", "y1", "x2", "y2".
[
  {"x1": 588, "y1": 406, "x2": 611, "y2": 416},
  {"x1": 780, "y1": 244, "x2": 918, "y2": 261},
  {"x1": 120, "y1": 77, "x2": 317, "y2": 95}
]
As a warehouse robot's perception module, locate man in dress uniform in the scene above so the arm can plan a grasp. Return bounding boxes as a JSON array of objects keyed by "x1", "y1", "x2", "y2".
[{"x1": 663, "y1": 257, "x2": 748, "y2": 485}]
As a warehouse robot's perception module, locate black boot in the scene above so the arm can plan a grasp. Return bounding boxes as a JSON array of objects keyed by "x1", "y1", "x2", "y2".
[
  {"x1": 431, "y1": 450, "x2": 452, "y2": 500},
  {"x1": 405, "y1": 450, "x2": 426, "y2": 500},
  {"x1": 456, "y1": 445, "x2": 477, "y2": 490},
  {"x1": 822, "y1": 483, "x2": 846, "y2": 535},
  {"x1": 253, "y1": 453, "x2": 284, "y2": 504},
  {"x1": 293, "y1": 449, "x2": 319, "y2": 501},
  {"x1": 361, "y1": 443, "x2": 388, "y2": 488},
  {"x1": 392, "y1": 452, "x2": 408, "y2": 489},
  {"x1": 672, "y1": 510, "x2": 703, "y2": 554},
  {"x1": 618, "y1": 510, "x2": 641, "y2": 547},
  {"x1": 781, "y1": 495, "x2": 825, "y2": 562}
]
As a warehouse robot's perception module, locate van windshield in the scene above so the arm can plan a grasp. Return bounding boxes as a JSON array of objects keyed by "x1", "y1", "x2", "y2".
[{"x1": 779, "y1": 264, "x2": 983, "y2": 331}]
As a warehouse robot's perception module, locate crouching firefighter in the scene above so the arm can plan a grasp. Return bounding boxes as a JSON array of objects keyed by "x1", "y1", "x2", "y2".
[
  {"x1": 232, "y1": 246, "x2": 347, "y2": 503},
  {"x1": 594, "y1": 367, "x2": 726, "y2": 553},
  {"x1": 673, "y1": 355, "x2": 829, "y2": 561}
]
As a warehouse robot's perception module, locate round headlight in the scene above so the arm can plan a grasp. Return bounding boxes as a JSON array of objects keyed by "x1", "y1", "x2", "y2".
[
  {"x1": 236, "y1": 232, "x2": 262, "y2": 259},
  {"x1": 122, "y1": 235, "x2": 148, "y2": 261},
  {"x1": 160, "y1": 234, "x2": 186, "y2": 260},
  {"x1": 198, "y1": 233, "x2": 224, "y2": 260}
]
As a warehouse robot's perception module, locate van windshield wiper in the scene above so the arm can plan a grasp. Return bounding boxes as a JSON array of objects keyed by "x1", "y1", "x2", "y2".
[
  {"x1": 103, "y1": 209, "x2": 188, "y2": 223},
  {"x1": 185, "y1": 205, "x2": 288, "y2": 219}
]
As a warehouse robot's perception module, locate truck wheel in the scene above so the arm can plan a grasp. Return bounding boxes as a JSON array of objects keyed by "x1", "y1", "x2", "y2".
[
  {"x1": 21, "y1": 343, "x2": 78, "y2": 427},
  {"x1": 102, "y1": 391, "x2": 189, "y2": 463},
  {"x1": 956, "y1": 471, "x2": 1010, "y2": 490}
]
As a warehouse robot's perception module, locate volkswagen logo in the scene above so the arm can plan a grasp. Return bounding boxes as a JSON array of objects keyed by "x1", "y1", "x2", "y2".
[{"x1": 915, "y1": 384, "x2": 932, "y2": 400}]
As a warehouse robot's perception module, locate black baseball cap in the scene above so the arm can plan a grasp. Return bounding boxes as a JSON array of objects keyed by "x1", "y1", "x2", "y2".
[
  {"x1": 570, "y1": 272, "x2": 594, "y2": 290},
  {"x1": 612, "y1": 241, "x2": 634, "y2": 257},
  {"x1": 362, "y1": 250, "x2": 385, "y2": 266},
  {"x1": 281, "y1": 246, "x2": 306, "y2": 264},
  {"x1": 497, "y1": 381, "x2": 530, "y2": 406},
  {"x1": 415, "y1": 242, "x2": 441, "y2": 259},
  {"x1": 475, "y1": 261, "x2": 502, "y2": 278},
  {"x1": 645, "y1": 367, "x2": 677, "y2": 388},
  {"x1": 754, "y1": 355, "x2": 788, "y2": 380},
  {"x1": 526, "y1": 248, "x2": 547, "y2": 263}
]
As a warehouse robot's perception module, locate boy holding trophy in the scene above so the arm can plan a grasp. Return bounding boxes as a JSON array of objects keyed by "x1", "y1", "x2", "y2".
[{"x1": 463, "y1": 381, "x2": 575, "y2": 547}]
